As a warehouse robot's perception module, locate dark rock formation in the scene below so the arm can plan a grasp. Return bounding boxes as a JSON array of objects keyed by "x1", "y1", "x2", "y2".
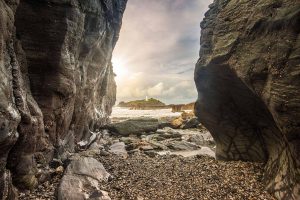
[
  {"x1": 182, "y1": 118, "x2": 200, "y2": 129},
  {"x1": 107, "y1": 118, "x2": 159, "y2": 136},
  {"x1": 194, "y1": 0, "x2": 300, "y2": 199},
  {"x1": 0, "y1": 0, "x2": 126, "y2": 198},
  {"x1": 171, "y1": 102, "x2": 195, "y2": 112}
]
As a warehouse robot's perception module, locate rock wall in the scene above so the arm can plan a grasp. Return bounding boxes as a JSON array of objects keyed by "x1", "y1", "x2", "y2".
[
  {"x1": 194, "y1": 0, "x2": 300, "y2": 199},
  {"x1": 0, "y1": 0, "x2": 126, "y2": 198}
]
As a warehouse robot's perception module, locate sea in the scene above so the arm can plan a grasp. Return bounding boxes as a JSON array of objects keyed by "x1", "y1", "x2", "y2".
[{"x1": 110, "y1": 107, "x2": 182, "y2": 121}]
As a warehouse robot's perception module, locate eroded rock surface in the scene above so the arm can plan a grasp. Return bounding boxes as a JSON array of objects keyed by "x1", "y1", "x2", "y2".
[
  {"x1": 107, "y1": 118, "x2": 159, "y2": 136},
  {"x1": 58, "y1": 156, "x2": 111, "y2": 200},
  {"x1": 194, "y1": 0, "x2": 300, "y2": 199},
  {"x1": 0, "y1": 0, "x2": 127, "y2": 197}
]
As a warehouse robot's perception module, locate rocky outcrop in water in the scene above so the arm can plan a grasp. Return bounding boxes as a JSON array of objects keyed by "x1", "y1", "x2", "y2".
[
  {"x1": 194, "y1": 0, "x2": 300, "y2": 199},
  {"x1": 0, "y1": 0, "x2": 126, "y2": 198},
  {"x1": 171, "y1": 102, "x2": 195, "y2": 112},
  {"x1": 118, "y1": 98, "x2": 169, "y2": 110}
]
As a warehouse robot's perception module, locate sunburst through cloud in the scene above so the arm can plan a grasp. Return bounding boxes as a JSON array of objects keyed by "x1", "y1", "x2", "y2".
[{"x1": 112, "y1": 0, "x2": 213, "y2": 104}]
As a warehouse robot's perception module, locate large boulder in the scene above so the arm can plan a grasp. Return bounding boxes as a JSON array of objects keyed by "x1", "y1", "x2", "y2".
[
  {"x1": 58, "y1": 156, "x2": 111, "y2": 200},
  {"x1": 194, "y1": 0, "x2": 300, "y2": 199},
  {"x1": 107, "y1": 118, "x2": 159, "y2": 136}
]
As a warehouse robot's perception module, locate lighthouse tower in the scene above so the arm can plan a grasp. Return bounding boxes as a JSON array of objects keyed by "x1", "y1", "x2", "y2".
[{"x1": 145, "y1": 96, "x2": 149, "y2": 101}]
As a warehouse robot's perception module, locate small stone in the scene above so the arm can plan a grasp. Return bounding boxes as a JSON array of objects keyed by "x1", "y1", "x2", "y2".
[
  {"x1": 140, "y1": 145, "x2": 154, "y2": 151},
  {"x1": 100, "y1": 150, "x2": 110, "y2": 156},
  {"x1": 170, "y1": 118, "x2": 184, "y2": 129},
  {"x1": 55, "y1": 166, "x2": 64, "y2": 174}
]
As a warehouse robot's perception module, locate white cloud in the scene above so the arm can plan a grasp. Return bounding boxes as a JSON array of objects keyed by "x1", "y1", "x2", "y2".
[
  {"x1": 148, "y1": 82, "x2": 164, "y2": 96},
  {"x1": 113, "y1": 0, "x2": 213, "y2": 104}
]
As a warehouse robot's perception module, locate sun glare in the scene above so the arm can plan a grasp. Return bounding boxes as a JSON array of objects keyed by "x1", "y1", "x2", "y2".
[{"x1": 112, "y1": 58, "x2": 129, "y2": 82}]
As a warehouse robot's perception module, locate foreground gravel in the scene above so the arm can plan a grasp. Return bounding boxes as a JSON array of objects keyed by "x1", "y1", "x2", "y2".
[
  {"x1": 97, "y1": 153, "x2": 275, "y2": 200},
  {"x1": 19, "y1": 172, "x2": 62, "y2": 200},
  {"x1": 19, "y1": 153, "x2": 275, "y2": 200}
]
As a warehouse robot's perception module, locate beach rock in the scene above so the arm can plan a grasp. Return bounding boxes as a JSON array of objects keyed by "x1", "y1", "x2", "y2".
[
  {"x1": 91, "y1": 130, "x2": 113, "y2": 148},
  {"x1": 107, "y1": 118, "x2": 159, "y2": 136},
  {"x1": 58, "y1": 175, "x2": 111, "y2": 200},
  {"x1": 120, "y1": 137, "x2": 140, "y2": 145},
  {"x1": 100, "y1": 150, "x2": 111, "y2": 157},
  {"x1": 66, "y1": 157, "x2": 110, "y2": 182},
  {"x1": 109, "y1": 142, "x2": 128, "y2": 158},
  {"x1": 49, "y1": 159, "x2": 64, "y2": 169},
  {"x1": 57, "y1": 130, "x2": 76, "y2": 161},
  {"x1": 139, "y1": 145, "x2": 154, "y2": 151},
  {"x1": 147, "y1": 141, "x2": 169, "y2": 151},
  {"x1": 55, "y1": 166, "x2": 64, "y2": 174},
  {"x1": 158, "y1": 121, "x2": 173, "y2": 129},
  {"x1": 156, "y1": 128, "x2": 182, "y2": 139},
  {"x1": 187, "y1": 134, "x2": 214, "y2": 146},
  {"x1": 166, "y1": 141, "x2": 200, "y2": 151},
  {"x1": 170, "y1": 118, "x2": 184, "y2": 129},
  {"x1": 181, "y1": 111, "x2": 195, "y2": 120},
  {"x1": 194, "y1": 0, "x2": 300, "y2": 198},
  {"x1": 77, "y1": 132, "x2": 100, "y2": 150},
  {"x1": 58, "y1": 157, "x2": 111, "y2": 200},
  {"x1": 182, "y1": 118, "x2": 200, "y2": 129},
  {"x1": 161, "y1": 132, "x2": 182, "y2": 140},
  {"x1": 158, "y1": 117, "x2": 175, "y2": 129},
  {"x1": 89, "y1": 142, "x2": 105, "y2": 151}
]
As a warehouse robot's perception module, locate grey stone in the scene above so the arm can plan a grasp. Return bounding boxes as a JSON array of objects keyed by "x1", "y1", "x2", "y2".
[
  {"x1": 107, "y1": 118, "x2": 159, "y2": 136},
  {"x1": 109, "y1": 142, "x2": 128, "y2": 158},
  {"x1": 58, "y1": 175, "x2": 111, "y2": 200},
  {"x1": 65, "y1": 157, "x2": 110, "y2": 182},
  {"x1": 187, "y1": 134, "x2": 215, "y2": 146},
  {"x1": 182, "y1": 118, "x2": 200, "y2": 129},
  {"x1": 58, "y1": 156, "x2": 111, "y2": 200},
  {"x1": 166, "y1": 141, "x2": 200, "y2": 151}
]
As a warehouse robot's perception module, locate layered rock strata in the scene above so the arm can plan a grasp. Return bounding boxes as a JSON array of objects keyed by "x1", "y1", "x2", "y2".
[
  {"x1": 194, "y1": 0, "x2": 300, "y2": 199},
  {"x1": 0, "y1": 0, "x2": 126, "y2": 198}
]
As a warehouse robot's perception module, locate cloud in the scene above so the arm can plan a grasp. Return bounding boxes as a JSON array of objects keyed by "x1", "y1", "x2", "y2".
[
  {"x1": 113, "y1": 0, "x2": 213, "y2": 104},
  {"x1": 148, "y1": 82, "x2": 164, "y2": 96},
  {"x1": 176, "y1": 68, "x2": 194, "y2": 75}
]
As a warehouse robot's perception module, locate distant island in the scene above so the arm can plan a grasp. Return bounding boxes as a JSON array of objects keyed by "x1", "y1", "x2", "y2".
[
  {"x1": 118, "y1": 97, "x2": 195, "y2": 112},
  {"x1": 118, "y1": 98, "x2": 169, "y2": 110}
]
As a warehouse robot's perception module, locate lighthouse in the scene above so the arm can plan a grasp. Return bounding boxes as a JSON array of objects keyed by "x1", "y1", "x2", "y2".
[{"x1": 145, "y1": 96, "x2": 148, "y2": 101}]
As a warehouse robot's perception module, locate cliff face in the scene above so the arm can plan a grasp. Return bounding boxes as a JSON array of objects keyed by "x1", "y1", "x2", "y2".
[
  {"x1": 0, "y1": 0, "x2": 126, "y2": 198},
  {"x1": 194, "y1": 0, "x2": 300, "y2": 199}
]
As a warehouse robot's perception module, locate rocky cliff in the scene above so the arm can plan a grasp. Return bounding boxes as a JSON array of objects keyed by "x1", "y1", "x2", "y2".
[
  {"x1": 0, "y1": 0, "x2": 126, "y2": 198},
  {"x1": 194, "y1": 0, "x2": 300, "y2": 199}
]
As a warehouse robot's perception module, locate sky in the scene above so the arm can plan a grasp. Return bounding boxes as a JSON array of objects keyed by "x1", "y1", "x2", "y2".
[{"x1": 112, "y1": 0, "x2": 213, "y2": 104}]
